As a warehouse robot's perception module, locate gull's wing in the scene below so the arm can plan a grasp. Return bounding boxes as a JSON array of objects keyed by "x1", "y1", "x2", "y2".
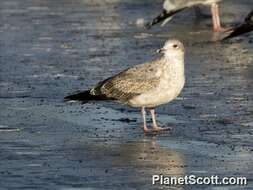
[{"x1": 91, "y1": 60, "x2": 163, "y2": 102}]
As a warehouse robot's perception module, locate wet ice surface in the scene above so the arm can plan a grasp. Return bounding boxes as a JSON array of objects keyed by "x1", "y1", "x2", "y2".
[{"x1": 0, "y1": 0, "x2": 253, "y2": 189}]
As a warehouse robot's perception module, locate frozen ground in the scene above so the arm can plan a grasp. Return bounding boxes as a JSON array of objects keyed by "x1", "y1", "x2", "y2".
[{"x1": 0, "y1": 0, "x2": 253, "y2": 189}]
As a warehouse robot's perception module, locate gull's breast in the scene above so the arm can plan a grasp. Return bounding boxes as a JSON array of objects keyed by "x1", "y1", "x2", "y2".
[{"x1": 128, "y1": 75, "x2": 185, "y2": 108}]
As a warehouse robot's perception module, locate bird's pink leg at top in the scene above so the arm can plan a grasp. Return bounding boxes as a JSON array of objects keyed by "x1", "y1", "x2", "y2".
[
  {"x1": 211, "y1": 3, "x2": 224, "y2": 32},
  {"x1": 141, "y1": 107, "x2": 149, "y2": 133}
]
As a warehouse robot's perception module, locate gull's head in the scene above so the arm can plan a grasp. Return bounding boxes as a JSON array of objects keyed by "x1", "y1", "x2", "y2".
[{"x1": 157, "y1": 39, "x2": 184, "y2": 60}]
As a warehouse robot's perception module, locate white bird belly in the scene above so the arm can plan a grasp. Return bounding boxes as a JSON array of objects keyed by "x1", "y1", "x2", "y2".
[{"x1": 128, "y1": 78, "x2": 185, "y2": 108}]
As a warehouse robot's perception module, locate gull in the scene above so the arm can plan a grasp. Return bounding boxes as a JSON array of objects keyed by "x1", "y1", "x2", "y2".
[
  {"x1": 145, "y1": 0, "x2": 224, "y2": 32},
  {"x1": 65, "y1": 39, "x2": 185, "y2": 133},
  {"x1": 223, "y1": 10, "x2": 253, "y2": 40}
]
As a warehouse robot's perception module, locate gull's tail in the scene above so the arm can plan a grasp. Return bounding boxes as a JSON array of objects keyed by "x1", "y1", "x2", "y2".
[
  {"x1": 64, "y1": 90, "x2": 109, "y2": 103},
  {"x1": 222, "y1": 10, "x2": 253, "y2": 40},
  {"x1": 222, "y1": 23, "x2": 253, "y2": 40},
  {"x1": 145, "y1": 8, "x2": 186, "y2": 29}
]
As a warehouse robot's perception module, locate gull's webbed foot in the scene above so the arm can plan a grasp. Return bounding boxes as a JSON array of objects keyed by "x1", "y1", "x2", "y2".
[{"x1": 152, "y1": 126, "x2": 172, "y2": 133}]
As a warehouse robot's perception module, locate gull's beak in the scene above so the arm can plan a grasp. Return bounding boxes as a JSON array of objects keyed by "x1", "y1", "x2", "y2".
[{"x1": 156, "y1": 48, "x2": 165, "y2": 54}]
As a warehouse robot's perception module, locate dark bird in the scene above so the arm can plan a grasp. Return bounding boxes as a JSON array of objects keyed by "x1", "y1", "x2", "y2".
[
  {"x1": 65, "y1": 39, "x2": 185, "y2": 133},
  {"x1": 223, "y1": 10, "x2": 253, "y2": 40},
  {"x1": 145, "y1": 0, "x2": 224, "y2": 32}
]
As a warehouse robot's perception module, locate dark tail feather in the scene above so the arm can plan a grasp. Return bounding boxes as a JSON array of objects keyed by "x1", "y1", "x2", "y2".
[
  {"x1": 222, "y1": 10, "x2": 253, "y2": 41},
  {"x1": 64, "y1": 90, "x2": 110, "y2": 103},
  {"x1": 222, "y1": 23, "x2": 253, "y2": 40},
  {"x1": 145, "y1": 8, "x2": 186, "y2": 29}
]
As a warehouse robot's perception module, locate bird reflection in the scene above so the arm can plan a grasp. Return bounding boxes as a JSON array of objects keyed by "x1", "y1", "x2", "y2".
[
  {"x1": 65, "y1": 136, "x2": 185, "y2": 189},
  {"x1": 114, "y1": 137, "x2": 186, "y2": 176}
]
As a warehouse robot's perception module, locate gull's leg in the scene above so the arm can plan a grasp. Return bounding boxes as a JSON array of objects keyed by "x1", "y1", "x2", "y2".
[
  {"x1": 150, "y1": 109, "x2": 170, "y2": 132},
  {"x1": 211, "y1": 3, "x2": 224, "y2": 32},
  {"x1": 141, "y1": 107, "x2": 149, "y2": 133}
]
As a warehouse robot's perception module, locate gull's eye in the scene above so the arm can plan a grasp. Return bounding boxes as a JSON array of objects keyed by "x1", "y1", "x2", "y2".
[{"x1": 173, "y1": 44, "x2": 178, "y2": 49}]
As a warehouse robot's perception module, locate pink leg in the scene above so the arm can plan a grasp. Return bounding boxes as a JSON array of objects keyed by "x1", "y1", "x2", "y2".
[
  {"x1": 150, "y1": 109, "x2": 171, "y2": 132},
  {"x1": 211, "y1": 3, "x2": 223, "y2": 32},
  {"x1": 141, "y1": 107, "x2": 149, "y2": 133}
]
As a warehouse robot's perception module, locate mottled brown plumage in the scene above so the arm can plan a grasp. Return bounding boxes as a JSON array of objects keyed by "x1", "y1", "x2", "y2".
[{"x1": 90, "y1": 60, "x2": 162, "y2": 103}]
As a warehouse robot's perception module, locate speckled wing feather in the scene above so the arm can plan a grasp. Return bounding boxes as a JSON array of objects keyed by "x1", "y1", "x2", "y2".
[{"x1": 91, "y1": 60, "x2": 163, "y2": 102}]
